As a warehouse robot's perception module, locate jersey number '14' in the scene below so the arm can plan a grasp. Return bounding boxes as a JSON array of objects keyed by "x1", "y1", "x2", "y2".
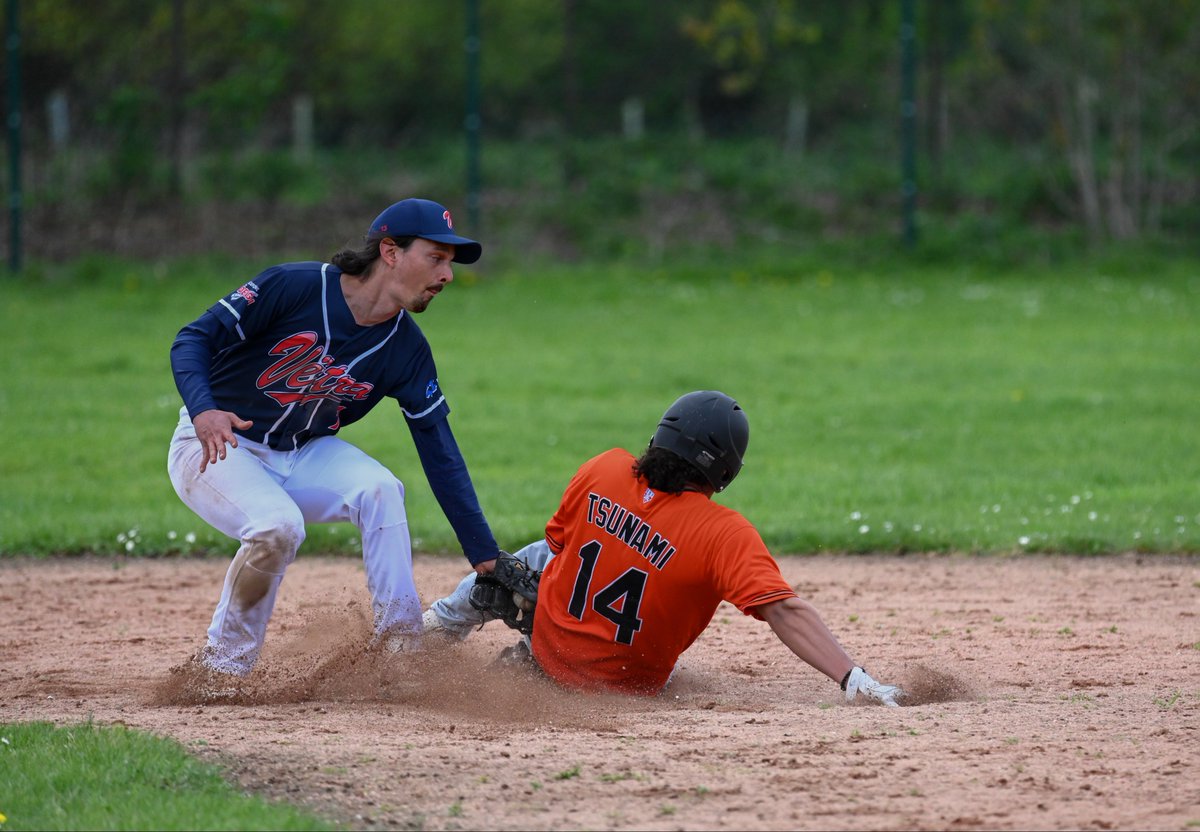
[{"x1": 567, "y1": 540, "x2": 647, "y2": 645}]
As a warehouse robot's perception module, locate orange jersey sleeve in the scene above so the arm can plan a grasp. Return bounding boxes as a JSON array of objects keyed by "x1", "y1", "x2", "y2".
[{"x1": 532, "y1": 448, "x2": 796, "y2": 695}]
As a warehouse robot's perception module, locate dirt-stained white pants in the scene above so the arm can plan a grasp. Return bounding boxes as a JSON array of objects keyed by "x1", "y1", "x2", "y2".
[{"x1": 167, "y1": 408, "x2": 420, "y2": 675}]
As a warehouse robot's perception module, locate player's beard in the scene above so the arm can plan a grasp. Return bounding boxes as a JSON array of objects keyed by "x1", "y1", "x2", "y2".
[{"x1": 408, "y1": 285, "x2": 444, "y2": 314}]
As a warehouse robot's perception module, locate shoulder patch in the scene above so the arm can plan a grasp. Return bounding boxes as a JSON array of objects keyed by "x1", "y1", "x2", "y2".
[{"x1": 231, "y1": 280, "x2": 260, "y2": 305}]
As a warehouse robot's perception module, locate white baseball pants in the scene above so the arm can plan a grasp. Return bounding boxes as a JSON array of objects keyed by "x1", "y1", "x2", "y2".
[{"x1": 167, "y1": 407, "x2": 421, "y2": 675}]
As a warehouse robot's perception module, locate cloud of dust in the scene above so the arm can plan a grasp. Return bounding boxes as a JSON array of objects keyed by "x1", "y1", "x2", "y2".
[
  {"x1": 898, "y1": 662, "x2": 975, "y2": 705},
  {"x1": 147, "y1": 608, "x2": 626, "y2": 730}
]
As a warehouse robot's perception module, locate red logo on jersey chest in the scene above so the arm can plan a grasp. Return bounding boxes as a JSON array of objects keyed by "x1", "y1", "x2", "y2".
[{"x1": 257, "y1": 332, "x2": 374, "y2": 408}]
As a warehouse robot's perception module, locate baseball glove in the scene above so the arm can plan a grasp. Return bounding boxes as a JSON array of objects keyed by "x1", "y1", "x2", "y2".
[{"x1": 468, "y1": 552, "x2": 541, "y2": 635}]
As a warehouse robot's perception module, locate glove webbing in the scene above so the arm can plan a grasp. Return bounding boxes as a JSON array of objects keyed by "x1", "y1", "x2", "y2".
[{"x1": 468, "y1": 553, "x2": 541, "y2": 636}]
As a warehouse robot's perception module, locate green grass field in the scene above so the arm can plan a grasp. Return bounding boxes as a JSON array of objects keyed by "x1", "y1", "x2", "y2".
[
  {"x1": 2, "y1": 250, "x2": 1197, "y2": 557},
  {"x1": 0, "y1": 721, "x2": 331, "y2": 830}
]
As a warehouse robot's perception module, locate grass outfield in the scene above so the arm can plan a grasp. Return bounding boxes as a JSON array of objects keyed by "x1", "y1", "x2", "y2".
[
  {"x1": 1, "y1": 251, "x2": 1197, "y2": 557},
  {"x1": 0, "y1": 721, "x2": 332, "y2": 830}
]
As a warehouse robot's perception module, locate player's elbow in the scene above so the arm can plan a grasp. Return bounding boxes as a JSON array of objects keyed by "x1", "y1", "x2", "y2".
[
  {"x1": 759, "y1": 595, "x2": 809, "y2": 621},
  {"x1": 759, "y1": 595, "x2": 828, "y2": 638}
]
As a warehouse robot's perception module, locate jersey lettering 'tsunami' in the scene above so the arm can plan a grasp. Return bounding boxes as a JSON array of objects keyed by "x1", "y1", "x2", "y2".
[
  {"x1": 585, "y1": 492, "x2": 676, "y2": 569},
  {"x1": 256, "y1": 331, "x2": 375, "y2": 407}
]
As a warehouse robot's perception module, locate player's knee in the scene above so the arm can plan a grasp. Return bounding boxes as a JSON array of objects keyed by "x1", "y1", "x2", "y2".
[
  {"x1": 244, "y1": 517, "x2": 305, "y2": 574},
  {"x1": 354, "y1": 473, "x2": 407, "y2": 529},
  {"x1": 366, "y1": 470, "x2": 405, "y2": 503}
]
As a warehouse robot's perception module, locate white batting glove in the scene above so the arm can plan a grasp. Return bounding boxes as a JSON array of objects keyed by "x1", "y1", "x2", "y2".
[{"x1": 843, "y1": 666, "x2": 904, "y2": 707}]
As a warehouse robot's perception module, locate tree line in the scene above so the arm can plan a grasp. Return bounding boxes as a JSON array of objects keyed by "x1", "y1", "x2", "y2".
[{"x1": 8, "y1": 0, "x2": 1199, "y2": 245}]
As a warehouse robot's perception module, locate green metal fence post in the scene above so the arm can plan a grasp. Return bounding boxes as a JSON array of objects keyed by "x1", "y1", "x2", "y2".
[
  {"x1": 465, "y1": 0, "x2": 481, "y2": 235},
  {"x1": 6, "y1": 0, "x2": 21, "y2": 273},
  {"x1": 901, "y1": 0, "x2": 918, "y2": 248}
]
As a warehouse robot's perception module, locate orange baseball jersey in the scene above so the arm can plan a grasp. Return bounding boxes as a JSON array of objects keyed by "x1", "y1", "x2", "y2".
[{"x1": 531, "y1": 448, "x2": 797, "y2": 695}]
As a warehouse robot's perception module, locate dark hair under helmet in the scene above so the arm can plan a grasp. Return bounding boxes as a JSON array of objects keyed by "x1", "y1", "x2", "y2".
[{"x1": 649, "y1": 391, "x2": 749, "y2": 492}]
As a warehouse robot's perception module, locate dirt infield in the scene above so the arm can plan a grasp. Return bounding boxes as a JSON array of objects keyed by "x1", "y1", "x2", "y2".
[{"x1": 2, "y1": 553, "x2": 1197, "y2": 831}]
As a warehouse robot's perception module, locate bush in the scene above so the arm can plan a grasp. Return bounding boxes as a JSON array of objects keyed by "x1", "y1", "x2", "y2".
[{"x1": 8, "y1": 130, "x2": 1193, "y2": 267}]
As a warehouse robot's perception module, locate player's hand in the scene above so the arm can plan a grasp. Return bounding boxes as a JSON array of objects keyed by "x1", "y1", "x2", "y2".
[
  {"x1": 192, "y1": 409, "x2": 253, "y2": 473},
  {"x1": 473, "y1": 557, "x2": 498, "y2": 576},
  {"x1": 844, "y1": 666, "x2": 904, "y2": 707}
]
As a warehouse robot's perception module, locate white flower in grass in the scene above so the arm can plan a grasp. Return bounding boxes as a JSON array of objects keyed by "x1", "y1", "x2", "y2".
[
  {"x1": 185, "y1": 532, "x2": 197, "y2": 544},
  {"x1": 1018, "y1": 536, "x2": 1031, "y2": 546},
  {"x1": 858, "y1": 525, "x2": 870, "y2": 534},
  {"x1": 168, "y1": 530, "x2": 178, "y2": 540}
]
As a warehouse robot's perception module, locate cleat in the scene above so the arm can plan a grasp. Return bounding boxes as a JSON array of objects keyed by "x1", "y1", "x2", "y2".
[
  {"x1": 491, "y1": 639, "x2": 536, "y2": 670},
  {"x1": 421, "y1": 608, "x2": 470, "y2": 643},
  {"x1": 170, "y1": 653, "x2": 247, "y2": 704},
  {"x1": 381, "y1": 629, "x2": 423, "y2": 655}
]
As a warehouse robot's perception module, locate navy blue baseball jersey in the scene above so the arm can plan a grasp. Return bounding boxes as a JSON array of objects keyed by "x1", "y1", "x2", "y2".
[
  {"x1": 173, "y1": 261, "x2": 449, "y2": 450},
  {"x1": 171, "y1": 259, "x2": 500, "y2": 564}
]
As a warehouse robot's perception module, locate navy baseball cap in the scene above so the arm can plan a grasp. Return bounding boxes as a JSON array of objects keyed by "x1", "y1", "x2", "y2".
[{"x1": 368, "y1": 198, "x2": 482, "y2": 264}]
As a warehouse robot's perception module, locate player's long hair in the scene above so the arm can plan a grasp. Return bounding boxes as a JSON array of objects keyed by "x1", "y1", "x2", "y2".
[
  {"x1": 633, "y1": 446, "x2": 711, "y2": 494},
  {"x1": 330, "y1": 233, "x2": 416, "y2": 276}
]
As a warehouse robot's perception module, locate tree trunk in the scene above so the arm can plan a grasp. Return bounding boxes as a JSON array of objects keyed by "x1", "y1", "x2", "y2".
[
  {"x1": 784, "y1": 95, "x2": 807, "y2": 155},
  {"x1": 561, "y1": 0, "x2": 582, "y2": 186},
  {"x1": 924, "y1": 0, "x2": 946, "y2": 173},
  {"x1": 1060, "y1": 75, "x2": 1103, "y2": 240}
]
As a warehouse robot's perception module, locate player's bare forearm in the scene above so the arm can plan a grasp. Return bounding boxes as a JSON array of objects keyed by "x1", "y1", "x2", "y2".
[
  {"x1": 191, "y1": 409, "x2": 254, "y2": 473},
  {"x1": 760, "y1": 596, "x2": 855, "y2": 684}
]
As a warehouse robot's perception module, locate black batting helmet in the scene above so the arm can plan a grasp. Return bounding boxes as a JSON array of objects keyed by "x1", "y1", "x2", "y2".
[{"x1": 650, "y1": 391, "x2": 749, "y2": 492}]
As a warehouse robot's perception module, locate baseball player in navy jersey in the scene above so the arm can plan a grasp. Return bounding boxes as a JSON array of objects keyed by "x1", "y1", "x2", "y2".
[{"x1": 167, "y1": 198, "x2": 501, "y2": 693}]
